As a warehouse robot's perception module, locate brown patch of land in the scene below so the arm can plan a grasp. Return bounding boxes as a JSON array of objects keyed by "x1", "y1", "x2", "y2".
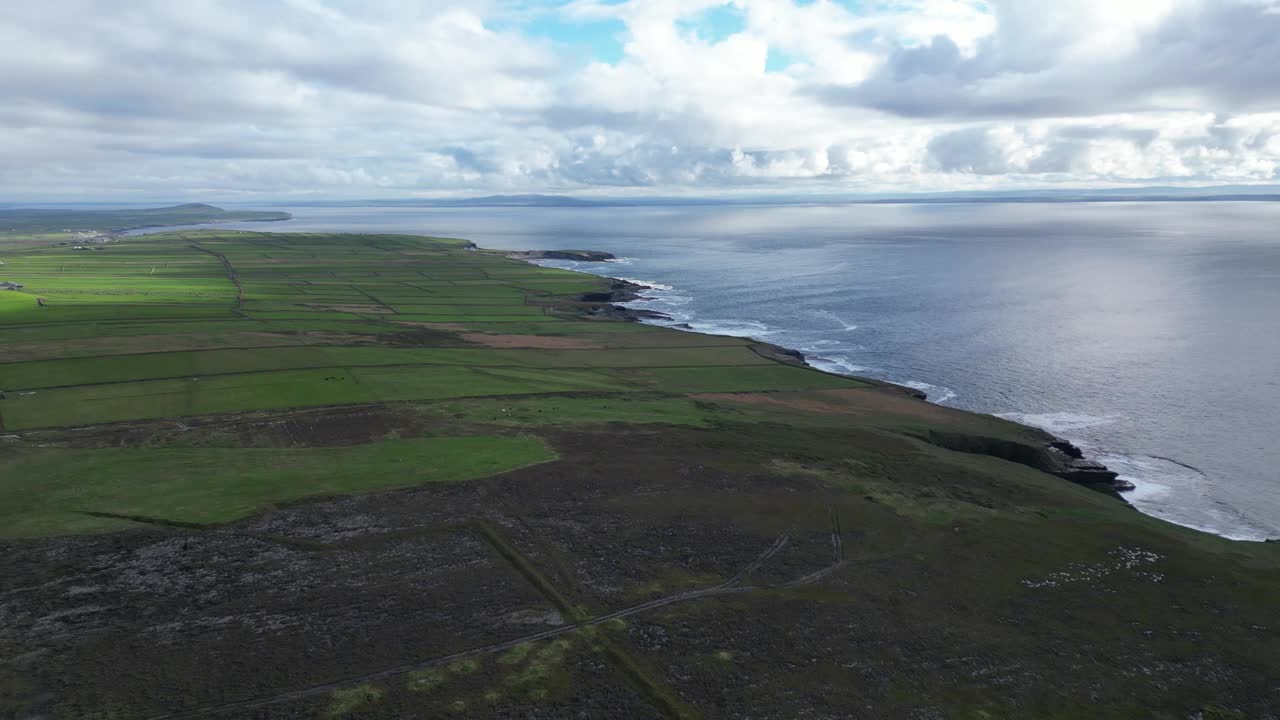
[
  {"x1": 16, "y1": 403, "x2": 438, "y2": 449},
  {"x1": 695, "y1": 386, "x2": 955, "y2": 421},
  {"x1": 303, "y1": 303, "x2": 395, "y2": 314},
  {"x1": 460, "y1": 333, "x2": 601, "y2": 350},
  {"x1": 0, "y1": 332, "x2": 331, "y2": 363},
  {"x1": 391, "y1": 321, "x2": 469, "y2": 331}
]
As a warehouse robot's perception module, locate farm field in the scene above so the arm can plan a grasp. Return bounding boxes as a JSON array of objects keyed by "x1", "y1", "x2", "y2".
[
  {"x1": 1, "y1": 229, "x2": 1278, "y2": 720},
  {"x1": 0, "y1": 231, "x2": 856, "y2": 432}
]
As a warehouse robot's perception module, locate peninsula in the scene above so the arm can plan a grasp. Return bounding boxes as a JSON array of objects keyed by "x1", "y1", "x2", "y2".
[{"x1": 0, "y1": 203, "x2": 291, "y2": 250}]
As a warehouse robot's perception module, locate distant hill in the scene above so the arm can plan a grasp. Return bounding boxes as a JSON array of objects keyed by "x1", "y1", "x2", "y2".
[
  {"x1": 0, "y1": 204, "x2": 291, "y2": 233},
  {"x1": 143, "y1": 203, "x2": 223, "y2": 213}
]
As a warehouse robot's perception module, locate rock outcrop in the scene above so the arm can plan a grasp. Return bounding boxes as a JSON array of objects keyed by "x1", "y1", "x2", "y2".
[
  {"x1": 505, "y1": 250, "x2": 616, "y2": 262},
  {"x1": 925, "y1": 431, "x2": 1130, "y2": 500}
]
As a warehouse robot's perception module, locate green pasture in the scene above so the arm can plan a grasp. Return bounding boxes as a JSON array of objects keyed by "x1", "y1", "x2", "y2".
[
  {"x1": 0, "y1": 361, "x2": 860, "y2": 429},
  {"x1": 419, "y1": 395, "x2": 719, "y2": 428},
  {"x1": 1, "y1": 346, "x2": 776, "y2": 390},
  {"x1": 0, "y1": 435, "x2": 554, "y2": 538}
]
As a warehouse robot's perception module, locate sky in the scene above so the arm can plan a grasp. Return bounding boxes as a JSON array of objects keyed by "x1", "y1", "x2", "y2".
[{"x1": 3, "y1": 0, "x2": 1280, "y2": 199}]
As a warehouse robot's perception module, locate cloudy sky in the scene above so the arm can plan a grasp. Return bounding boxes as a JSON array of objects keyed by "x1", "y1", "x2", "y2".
[{"x1": 4, "y1": 0, "x2": 1280, "y2": 199}]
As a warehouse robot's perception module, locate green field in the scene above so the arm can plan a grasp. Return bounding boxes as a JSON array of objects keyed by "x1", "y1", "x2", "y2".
[{"x1": 0, "y1": 436, "x2": 554, "y2": 538}]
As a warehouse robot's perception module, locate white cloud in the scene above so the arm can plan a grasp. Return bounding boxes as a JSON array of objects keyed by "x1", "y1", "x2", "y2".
[{"x1": 0, "y1": 0, "x2": 1278, "y2": 198}]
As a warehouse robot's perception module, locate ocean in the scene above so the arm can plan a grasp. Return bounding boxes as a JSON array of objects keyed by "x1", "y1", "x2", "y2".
[{"x1": 135, "y1": 201, "x2": 1280, "y2": 541}]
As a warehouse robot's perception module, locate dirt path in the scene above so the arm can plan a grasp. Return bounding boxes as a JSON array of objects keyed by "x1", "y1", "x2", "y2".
[
  {"x1": 829, "y1": 507, "x2": 846, "y2": 562},
  {"x1": 718, "y1": 534, "x2": 789, "y2": 588}
]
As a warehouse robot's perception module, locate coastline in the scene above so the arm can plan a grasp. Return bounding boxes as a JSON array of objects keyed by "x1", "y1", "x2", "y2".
[
  {"x1": 518, "y1": 250, "x2": 1137, "y2": 504},
  {"x1": 111, "y1": 224, "x2": 1273, "y2": 543}
]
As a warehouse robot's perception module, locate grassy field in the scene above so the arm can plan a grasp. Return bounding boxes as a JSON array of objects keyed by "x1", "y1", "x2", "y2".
[
  {"x1": 0, "y1": 436, "x2": 554, "y2": 538},
  {"x1": 1, "y1": 227, "x2": 1277, "y2": 720},
  {"x1": 0, "y1": 230, "x2": 862, "y2": 433}
]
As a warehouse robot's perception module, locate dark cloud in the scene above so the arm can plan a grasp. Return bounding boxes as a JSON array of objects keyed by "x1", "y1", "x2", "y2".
[
  {"x1": 1135, "y1": 2, "x2": 1280, "y2": 109},
  {"x1": 811, "y1": 31, "x2": 1095, "y2": 119},
  {"x1": 814, "y1": 0, "x2": 1280, "y2": 120},
  {"x1": 926, "y1": 128, "x2": 1011, "y2": 174}
]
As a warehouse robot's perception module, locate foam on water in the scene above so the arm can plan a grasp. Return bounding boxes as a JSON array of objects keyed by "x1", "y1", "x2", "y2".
[
  {"x1": 528, "y1": 259, "x2": 580, "y2": 271},
  {"x1": 642, "y1": 295, "x2": 692, "y2": 310},
  {"x1": 617, "y1": 277, "x2": 676, "y2": 292},
  {"x1": 808, "y1": 354, "x2": 869, "y2": 375},
  {"x1": 902, "y1": 380, "x2": 959, "y2": 404},
  {"x1": 815, "y1": 309, "x2": 859, "y2": 332},
  {"x1": 1093, "y1": 451, "x2": 1269, "y2": 541},
  {"x1": 613, "y1": 275, "x2": 964, "y2": 407},
  {"x1": 679, "y1": 318, "x2": 778, "y2": 337},
  {"x1": 1001, "y1": 413, "x2": 1273, "y2": 542},
  {"x1": 599, "y1": 274, "x2": 781, "y2": 338}
]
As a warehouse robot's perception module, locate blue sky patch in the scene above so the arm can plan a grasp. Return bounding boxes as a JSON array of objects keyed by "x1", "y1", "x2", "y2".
[
  {"x1": 496, "y1": 4, "x2": 628, "y2": 66},
  {"x1": 676, "y1": 3, "x2": 748, "y2": 43},
  {"x1": 766, "y1": 48, "x2": 802, "y2": 72}
]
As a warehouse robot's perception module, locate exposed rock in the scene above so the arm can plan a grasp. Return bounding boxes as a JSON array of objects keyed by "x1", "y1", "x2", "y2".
[
  {"x1": 580, "y1": 280, "x2": 650, "y2": 304},
  {"x1": 505, "y1": 250, "x2": 616, "y2": 262},
  {"x1": 566, "y1": 276, "x2": 664, "y2": 323},
  {"x1": 898, "y1": 385, "x2": 929, "y2": 401},
  {"x1": 927, "y1": 430, "x2": 1129, "y2": 500},
  {"x1": 750, "y1": 342, "x2": 809, "y2": 368},
  {"x1": 1049, "y1": 440, "x2": 1085, "y2": 459},
  {"x1": 586, "y1": 305, "x2": 673, "y2": 323},
  {"x1": 1042, "y1": 443, "x2": 1124, "y2": 495}
]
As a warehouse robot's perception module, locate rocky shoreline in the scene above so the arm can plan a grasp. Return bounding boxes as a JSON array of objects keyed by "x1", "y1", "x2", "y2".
[
  {"x1": 503, "y1": 249, "x2": 617, "y2": 262},
  {"x1": 523, "y1": 249, "x2": 1135, "y2": 502}
]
